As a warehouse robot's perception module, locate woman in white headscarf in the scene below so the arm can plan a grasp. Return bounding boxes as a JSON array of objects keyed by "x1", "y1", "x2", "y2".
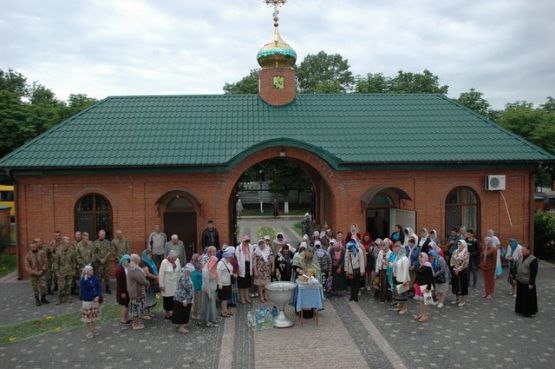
[
  {"x1": 450, "y1": 239, "x2": 470, "y2": 306},
  {"x1": 217, "y1": 246, "x2": 235, "y2": 317},
  {"x1": 252, "y1": 240, "x2": 274, "y2": 303},
  {"x1": 80, "y1": 265, "x2": 102, "y2": 338}
]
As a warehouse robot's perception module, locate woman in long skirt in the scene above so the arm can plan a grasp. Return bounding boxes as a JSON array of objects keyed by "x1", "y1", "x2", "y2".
[
  {"x1": 235, "y1": 236, "x2": 254, "y2": 304},
  {"x1": 173, "y1": 263, "x2": 194, "y2": 334},
  {"x1": 480, "y1": 237, "x2": 498, "y2": 299},
  {"x1": 140, "y1": 249, "x2": 159, "y2": 319},
  {"x1": 376, "y1": 240, "x2": 392, "y2": 302},
  {"x1": 329, "y1": 240, "x2": 347, "y2": 295},
  {"x1": 515, "y1": 245, "x2": 538, "y2": 317},
  {"x1": 450, "y1": 240, "x2": 470, "y2": 306}
]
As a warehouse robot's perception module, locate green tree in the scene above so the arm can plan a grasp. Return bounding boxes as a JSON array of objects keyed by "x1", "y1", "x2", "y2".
[
  {"x1": 223, "y1": 70, "x2": 259, "y2": 94},
  {"x1": 355, "y1": 70, "x2": 448, "y2": 94},
  {"x1": 0, "y1": 90, "x2": 32, "y2": 158},
  {"x1": 296, "y1": 51, "x2": 354, "y2": 93},
  {"x1": 354, "y1": 73, "x2": 389, "y2": 93},
  {"x1": 456, "y1": 88, "x2": 491, "y2": 116},
  {"x1": 0, "y1": 69, "x2": 28, "y2": 98},
  {"x1": 0, "y1": 68, "x2": 98, "y2": 158},
  {"x1": 388, "y1": 70, "x2": 448, "y2": 94}
]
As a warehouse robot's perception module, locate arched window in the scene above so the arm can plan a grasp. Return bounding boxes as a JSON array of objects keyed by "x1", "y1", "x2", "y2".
[
  {"x1": 75, "y1": 194, "x2": 113, "y2": 240},
  {"x1": 445, "y1": 187, "x2": 480, "y2": 236}
]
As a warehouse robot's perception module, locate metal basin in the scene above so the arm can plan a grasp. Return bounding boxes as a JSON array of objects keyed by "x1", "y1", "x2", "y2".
[{"x1": 266, "y1": 281, "x2": 296, "y2": 328}]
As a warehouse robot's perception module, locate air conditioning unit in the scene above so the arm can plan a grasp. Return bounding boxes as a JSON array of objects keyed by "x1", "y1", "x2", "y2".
[{"x1": 485, "y1": 175, "x2": 506, "y2": 191}]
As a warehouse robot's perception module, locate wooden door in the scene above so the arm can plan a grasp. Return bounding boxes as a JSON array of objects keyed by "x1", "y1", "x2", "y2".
[{"x1": 163, "y1": 212, "x2": 197, "y2": 261}]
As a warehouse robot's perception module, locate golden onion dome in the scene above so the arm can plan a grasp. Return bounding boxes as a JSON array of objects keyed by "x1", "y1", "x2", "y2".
[{"x1": 256, "y1": 27, "x2": 297, "y2": 68}]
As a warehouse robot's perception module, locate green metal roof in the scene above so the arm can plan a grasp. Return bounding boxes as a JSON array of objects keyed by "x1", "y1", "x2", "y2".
[{"x1": 0, "y1": 93, "x2": 553, "y2": 172}]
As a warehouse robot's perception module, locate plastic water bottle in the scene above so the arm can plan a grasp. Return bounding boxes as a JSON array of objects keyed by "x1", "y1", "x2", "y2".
[{"x1": 272, "y1": 305, "x2": 278, "y2": 317}]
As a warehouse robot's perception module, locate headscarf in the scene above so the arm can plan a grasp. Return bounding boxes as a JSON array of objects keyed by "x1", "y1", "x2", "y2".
[
  {"x1": 81, "y1": 264, "x2": 93, "y2": 279},
  {"x1": 167, "y1": 250, "x2": 177, "y2": 268},
  {"x1": 275, "y1": 233, "x2": 287, "y2": 246},
  {"x1": 430, "y1": 229, "x2": 439, "y2": 243},
  {"x1": 455, "y1": 239, "x2": 468, "y2": 258},
  {"x1": 428, "y1": 249, "x2": 439, "y2": 272},
  {"x1": 255, "y1": 241, "x2": 271, "y2": 262},
  {"x1": 223, "y1": 246, "x2": 235, "y2": 258},
  {"x1": 119, "y1": 254, "x2": 130, "y2": 266},
  {"x1": 142, "y1": 249, "x2": 158, "y2": 276},
  {"x1": 299, "y1": 241, "x2": 308, "y2": 253},
  {"x1": 184, "y1": 263, "x2": 195, "y2": 274},
  {"x1": 207, "y1": 255, "x2": 218, "y2": 279},
  {"x1": 315, "y1": 241, "x2": 325, "y2": 258},
  {"x1": 346, "y1": 239, "x2": 359, "y2": 257},
  {"x1": 509, "y1": 238, "x2": 519, "y2": 256},
  {"x1": 191, "y1": 253, "x2": 202, "y2": 271},
  {"x1": 382, "y1": 238, "x2": 393, "y2": 251},
  {"x1": 419, "y1": 252, "x2": 432, "y2": 268}
]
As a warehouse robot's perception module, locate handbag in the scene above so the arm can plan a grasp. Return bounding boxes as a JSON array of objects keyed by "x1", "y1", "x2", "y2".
[
  {"x1": 396, "y1": 283, "x2": 409, "y2": 295},
  {"x1": 420, "y1": 284, "x2": 434, "y2": 305}
]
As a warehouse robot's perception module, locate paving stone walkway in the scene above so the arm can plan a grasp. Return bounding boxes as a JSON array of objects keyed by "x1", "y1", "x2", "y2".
[{"x1": 1, "y1": 261, "x2": 554, "y2": 369}]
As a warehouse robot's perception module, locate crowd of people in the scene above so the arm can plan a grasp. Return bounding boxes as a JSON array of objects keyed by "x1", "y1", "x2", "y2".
[{"x1": 23, "y1": 220, "x2": 539, "y2": 338}]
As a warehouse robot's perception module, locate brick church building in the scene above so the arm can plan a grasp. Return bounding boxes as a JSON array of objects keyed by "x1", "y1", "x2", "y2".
[{"x1": 1, "y1": 18, "x2": 553, "y2": 278}]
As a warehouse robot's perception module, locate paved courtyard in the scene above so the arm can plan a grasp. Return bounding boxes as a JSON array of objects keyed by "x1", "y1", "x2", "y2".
[{"x1": 1, "y1": 258, "x2": 554, "y2": 369}]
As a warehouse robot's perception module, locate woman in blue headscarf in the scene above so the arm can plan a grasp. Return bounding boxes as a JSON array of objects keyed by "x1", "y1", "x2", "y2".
[
  {"x1": 141, "y1": 249, "x2": 159, "y2": 319},
  {"x1": 116, "y1": 254, "x2": 131, "y2": 324},
  {"x1": 505, "y1": 238, "x2": 522, "y2": 297}
]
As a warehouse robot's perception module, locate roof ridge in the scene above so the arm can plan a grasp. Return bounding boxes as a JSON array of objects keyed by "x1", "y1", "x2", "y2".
[
  {"x1": 438, "y1": 94, "x2": 555, "y2": 160},
  {"x1": 0, "y1": 97, "x2": 111, "y2": 166}
]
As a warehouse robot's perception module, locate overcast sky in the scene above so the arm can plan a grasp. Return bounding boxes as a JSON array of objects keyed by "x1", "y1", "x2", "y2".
[{"x1": 1, "y1": 0, "x2": 553, "y2": 108}]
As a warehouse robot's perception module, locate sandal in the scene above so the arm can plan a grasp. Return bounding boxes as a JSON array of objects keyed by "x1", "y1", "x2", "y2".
[
  {"x1": 418, "y1": 317, "x2": 428, "y2": 323},
  {"x1": 119, "y1": 320, "x2": 132, "y2": 325}
]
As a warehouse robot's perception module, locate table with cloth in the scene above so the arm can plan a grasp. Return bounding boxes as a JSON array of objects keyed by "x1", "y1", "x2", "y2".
[{"x1": 294, "y1": 282, "x2": 324, "y2": 325}]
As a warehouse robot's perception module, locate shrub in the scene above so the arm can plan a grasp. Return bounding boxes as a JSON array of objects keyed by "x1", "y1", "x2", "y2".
[{"x1": 534, "y1": 211, "x2": 555, "y2": 260}]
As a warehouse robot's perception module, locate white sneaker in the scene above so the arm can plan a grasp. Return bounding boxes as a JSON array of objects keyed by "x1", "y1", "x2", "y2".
[
  {"x1": 458, "y1": 302, "x2": 466, "y2": 307},
  {"x1": 437, "y1": 302, "x2": 444, "y2": 308}
]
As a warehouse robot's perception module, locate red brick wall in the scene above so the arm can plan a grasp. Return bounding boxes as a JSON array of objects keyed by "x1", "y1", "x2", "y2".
[
  {"x1": 258, "y1": 67, "x2": 296, "y2": 106},
  {"x1": 13, "y1": 147, "x2": 534, "y2": 278}
]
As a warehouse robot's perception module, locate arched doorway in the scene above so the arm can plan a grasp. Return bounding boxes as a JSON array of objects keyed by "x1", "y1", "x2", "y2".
[
  {"x1": 158, "y1": 191, "x2": 199, "y2": 260},
  {"x1": 362, "y1": 187, "x2": 414, "y2": 239},
  {"x1": 228, "y1": 157, "x2": 334, "y2": 245}
]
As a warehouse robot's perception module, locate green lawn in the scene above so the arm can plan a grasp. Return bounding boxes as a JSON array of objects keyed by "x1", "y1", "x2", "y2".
[
  {"x1": 0, "y1": 296, "x2": 163, "y2": 345},
  {"x1": 0, "y1": 254, "x2": 16, "y2": 278},
  {"x1": 293, "y1": 222, "x2": 303, "y2": 237},
  {"x1": 257, "y1": 226, "x2": 277, "y2": 241}
]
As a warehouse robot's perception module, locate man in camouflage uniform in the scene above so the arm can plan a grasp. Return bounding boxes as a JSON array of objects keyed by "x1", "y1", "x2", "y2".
[
  {"x1": 71, "y1": 231, "x2": 83, "y2": 295},
  {"x1": 53, "y1": 237, "x2": 76, "y2": 304},
  {"x1": 75, "y1": 232, "x2": 92, "y2": 291},
  {"x1": 46, "y1": 231, "x2": 63, "y2": 295},
  {"x1": 92, "y1": 229, "x2": 112, "y2": 294},
  {"x1": 24, "y1": 240, "x2": 49, "y2": 306},
  {"x1": 111, "y1": 229, "x2": 129, "y2": 265}
]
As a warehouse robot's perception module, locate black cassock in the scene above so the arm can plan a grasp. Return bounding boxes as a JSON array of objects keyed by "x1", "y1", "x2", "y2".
[{"x1": 515, "y1": 256, "x2": 538, "y2": 317}]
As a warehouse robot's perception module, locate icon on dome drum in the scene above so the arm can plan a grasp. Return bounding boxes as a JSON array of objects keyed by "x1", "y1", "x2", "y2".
[{"x1": 273, "y1": 75, "x2": 285, "y2": 89}]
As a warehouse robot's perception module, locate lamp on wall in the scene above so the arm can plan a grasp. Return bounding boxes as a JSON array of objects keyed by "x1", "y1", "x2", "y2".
[{"x1": 280, "y1": 147, "x2": 286, "y2": 157}]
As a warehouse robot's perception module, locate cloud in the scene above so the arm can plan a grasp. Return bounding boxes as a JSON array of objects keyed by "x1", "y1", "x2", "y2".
[{"x1": 0, "y1": 0, "x2": 553, "y2": 108}]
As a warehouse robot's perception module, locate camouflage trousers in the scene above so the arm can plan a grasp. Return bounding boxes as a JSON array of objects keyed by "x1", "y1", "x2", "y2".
[
  {"x1": 93, "y1": 262, "x2": 109, "y2": 286},
  {"x1": 30, "y1": 275, "x2": 47, "y2": 297},
  {"x1": 57, "y1": 274, "x2": 72, "y2": 303},
  {"x1": 46, "y1": 263, "x2": 55, "y2": 290}
]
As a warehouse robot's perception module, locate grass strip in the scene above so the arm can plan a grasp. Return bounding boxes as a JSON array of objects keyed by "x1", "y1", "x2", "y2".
[
  {"x1": 0, "y1": 254, "x2": 17, "y2": 278},
  {"x1": 257, "y1": 226, "x2": 277, "y2": 241},
  {"x1": 293, "y1": 222, "x2": 303, "y2": 237},
  {"x1": 0, "y1": 297, "x2": 163, "y2": 345}
]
